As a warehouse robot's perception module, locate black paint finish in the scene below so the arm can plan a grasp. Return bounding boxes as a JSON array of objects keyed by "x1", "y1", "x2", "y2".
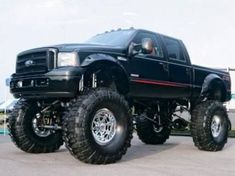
[{"x1": 10, "y1": 29, "x2": 231, "y2": 102}]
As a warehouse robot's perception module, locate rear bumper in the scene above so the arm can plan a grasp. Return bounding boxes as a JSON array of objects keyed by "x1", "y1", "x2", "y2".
[{"x1": 10, "y1": 67, "x2": 82, "y2": 99}]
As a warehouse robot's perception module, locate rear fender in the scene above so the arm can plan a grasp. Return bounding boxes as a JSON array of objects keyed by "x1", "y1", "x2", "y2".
[{"x1": 201, "y1": 74, "x2": 226, "y2": 101}]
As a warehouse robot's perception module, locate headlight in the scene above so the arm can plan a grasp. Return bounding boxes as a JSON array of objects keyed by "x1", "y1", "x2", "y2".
[{"x1": 57, "y1": 52, "x2": 79, "y2": 67}]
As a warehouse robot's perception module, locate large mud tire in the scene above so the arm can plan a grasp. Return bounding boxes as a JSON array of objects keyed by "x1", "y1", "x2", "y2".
[
  {"x1": 191, "y1": 100, "x2": 229, "y2": 151},
  {"x1": 136, "y1": 113, "x2": 171, "y2": 145},
  {"x1": 63, "y1": 88, "x2": 133, "y2": 164},
  {"x1": 8, "y1": 99, "x2": 63, "y2": 153}
]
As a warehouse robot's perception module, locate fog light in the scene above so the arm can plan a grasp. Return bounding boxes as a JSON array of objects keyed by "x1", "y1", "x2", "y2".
[
  {"x1": 17, "y1": 81, "x2": 23, "y2": 88},
  {"x1": 30, "y1": 80, "x2": 34, "y2": 87},
  {"x1": 36, "y1": 78, "x2": 49, "y2": 87}
]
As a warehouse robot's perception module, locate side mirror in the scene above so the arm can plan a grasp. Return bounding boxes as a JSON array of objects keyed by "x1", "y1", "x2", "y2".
[
  {"x1": 128, "y1": 42, "x2": 139, "y2": 57},
  {"x1": 141, "y1": 38, "x2": 154, "y2": 54}
]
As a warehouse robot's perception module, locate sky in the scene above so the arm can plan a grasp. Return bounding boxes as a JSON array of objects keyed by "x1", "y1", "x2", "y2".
[{"x1": 0, "y1": 0, "x2": 235, "y2": 100}]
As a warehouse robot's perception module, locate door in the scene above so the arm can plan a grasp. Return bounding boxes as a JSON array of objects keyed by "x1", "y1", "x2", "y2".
[
  {"x1": 128, "y1": 31, "x2": 170, "y2": 98},
  {"x1": 162, "y1": 36, "x2": 192, "y2": 98}
]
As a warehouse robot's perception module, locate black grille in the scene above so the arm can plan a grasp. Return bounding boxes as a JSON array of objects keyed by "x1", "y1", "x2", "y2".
[{"x1": 16, "y1": 50, "x2": 54, "y2": 75}]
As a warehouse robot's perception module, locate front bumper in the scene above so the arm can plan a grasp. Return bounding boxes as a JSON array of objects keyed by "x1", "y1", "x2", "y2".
[{"x1": 10, "y1": 67, "x2": 83, "y2": 99}]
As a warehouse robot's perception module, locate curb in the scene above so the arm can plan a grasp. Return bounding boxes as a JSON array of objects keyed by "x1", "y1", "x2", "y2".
[{"x1": 171, "y1": 130, "x2": 235, "y2": 138}]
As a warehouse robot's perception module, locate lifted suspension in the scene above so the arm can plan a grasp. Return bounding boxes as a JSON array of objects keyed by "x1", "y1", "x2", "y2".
[{"x1": 33, "y1": 100, "x2": 65, "y2": 134}]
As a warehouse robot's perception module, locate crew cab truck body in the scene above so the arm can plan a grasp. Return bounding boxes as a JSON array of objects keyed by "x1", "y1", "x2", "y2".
[{"x1": 9, "y1": 29, "x2": 231, "y2": 164}]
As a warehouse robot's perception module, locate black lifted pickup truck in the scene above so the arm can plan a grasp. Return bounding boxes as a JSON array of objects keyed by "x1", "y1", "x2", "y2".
[{"x1": 9, "y1": 28, "x2": 231, "y2": 164}]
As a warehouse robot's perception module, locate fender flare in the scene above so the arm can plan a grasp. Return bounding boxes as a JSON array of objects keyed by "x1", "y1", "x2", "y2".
[
  {"x1": 80, "y1": 54, "x2": 130, "y2": 93},
  {"x1": 201, "y1": 74, "x2": 226, "y2": 100}
]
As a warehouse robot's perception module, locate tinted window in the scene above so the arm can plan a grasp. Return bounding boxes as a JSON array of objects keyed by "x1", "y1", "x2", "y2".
[
  {"x1": 132, "y1": 32, "x2": 164, "y2": 58},
  {"x1": 163, "y1": 37, "x2": 185, "y2": 62}
]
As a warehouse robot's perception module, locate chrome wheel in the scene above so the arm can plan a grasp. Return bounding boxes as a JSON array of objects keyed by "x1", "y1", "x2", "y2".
[
  {"x1": 153, "y1": 114, "x2": 163, "y2": 133},
  {"x1": 211, "y1": 115, "x2": 222, "y2": 138},
  {"x1": 91, "y1": 108, "x2": 117, "y2": 145},
  {"x1": 153, "y1": 125, "x2": 163, "y2": 133},
  {"x1": 32, "y1": 114, "x2": 51, "y2": 137}
]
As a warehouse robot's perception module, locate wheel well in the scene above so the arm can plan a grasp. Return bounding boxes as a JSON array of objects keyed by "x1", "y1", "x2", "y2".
[
  {"x1": 82, "y1": 61, "x2": 129, "y2": 94},
  {"x1": 207, "y1": 79, "x2": 226, "y2": 102}
]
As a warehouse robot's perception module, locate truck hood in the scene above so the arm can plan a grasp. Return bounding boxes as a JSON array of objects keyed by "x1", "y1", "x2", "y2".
[
  {"x1": 18, "y1": 43, "x2": 127, "y2": 56},
  {"x1": 51, "y1": 43, "x2": 126, "y2": 53}
]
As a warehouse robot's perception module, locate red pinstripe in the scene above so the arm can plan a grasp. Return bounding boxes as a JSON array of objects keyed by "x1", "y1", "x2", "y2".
[{"x1": 132, "y1": 79, "x2": 189, "y2": 88}]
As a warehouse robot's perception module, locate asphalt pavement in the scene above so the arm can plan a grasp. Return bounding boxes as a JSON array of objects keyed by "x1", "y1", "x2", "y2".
[
  {"x1": 0, "y1": 112, "x2": 235, "y2": 176},
  {"x1": 0, "y1": 134, "x2": 235, "y2": 176}
]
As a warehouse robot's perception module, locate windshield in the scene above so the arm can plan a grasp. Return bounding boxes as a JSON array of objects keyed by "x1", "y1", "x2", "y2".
[{"x1": 86, "y1": 30, "x2": 135, "y2": 47}]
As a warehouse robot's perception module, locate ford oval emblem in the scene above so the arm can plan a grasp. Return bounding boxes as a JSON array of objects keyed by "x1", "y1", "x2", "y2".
[{"x1": 25, "y1": 60, "x2": 34, "y2": 67}]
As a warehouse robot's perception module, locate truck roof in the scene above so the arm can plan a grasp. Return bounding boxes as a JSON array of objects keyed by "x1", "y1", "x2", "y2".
[{"x1": 101, "y1": 28, "x2": 183, "y2": 43}]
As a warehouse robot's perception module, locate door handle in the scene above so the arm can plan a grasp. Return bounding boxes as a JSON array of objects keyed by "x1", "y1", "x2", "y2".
[
  {"x1": 159, "y1": 62, "x2": 168, "y2": 72},
  {"x1": 186, "y1": 68, "x2": 191, "y2": 75}
]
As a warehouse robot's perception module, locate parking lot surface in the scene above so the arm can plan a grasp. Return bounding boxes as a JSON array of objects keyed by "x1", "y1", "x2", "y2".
[{"x1": 0, "y1": 134, "x2": 235, "y2": 176}]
